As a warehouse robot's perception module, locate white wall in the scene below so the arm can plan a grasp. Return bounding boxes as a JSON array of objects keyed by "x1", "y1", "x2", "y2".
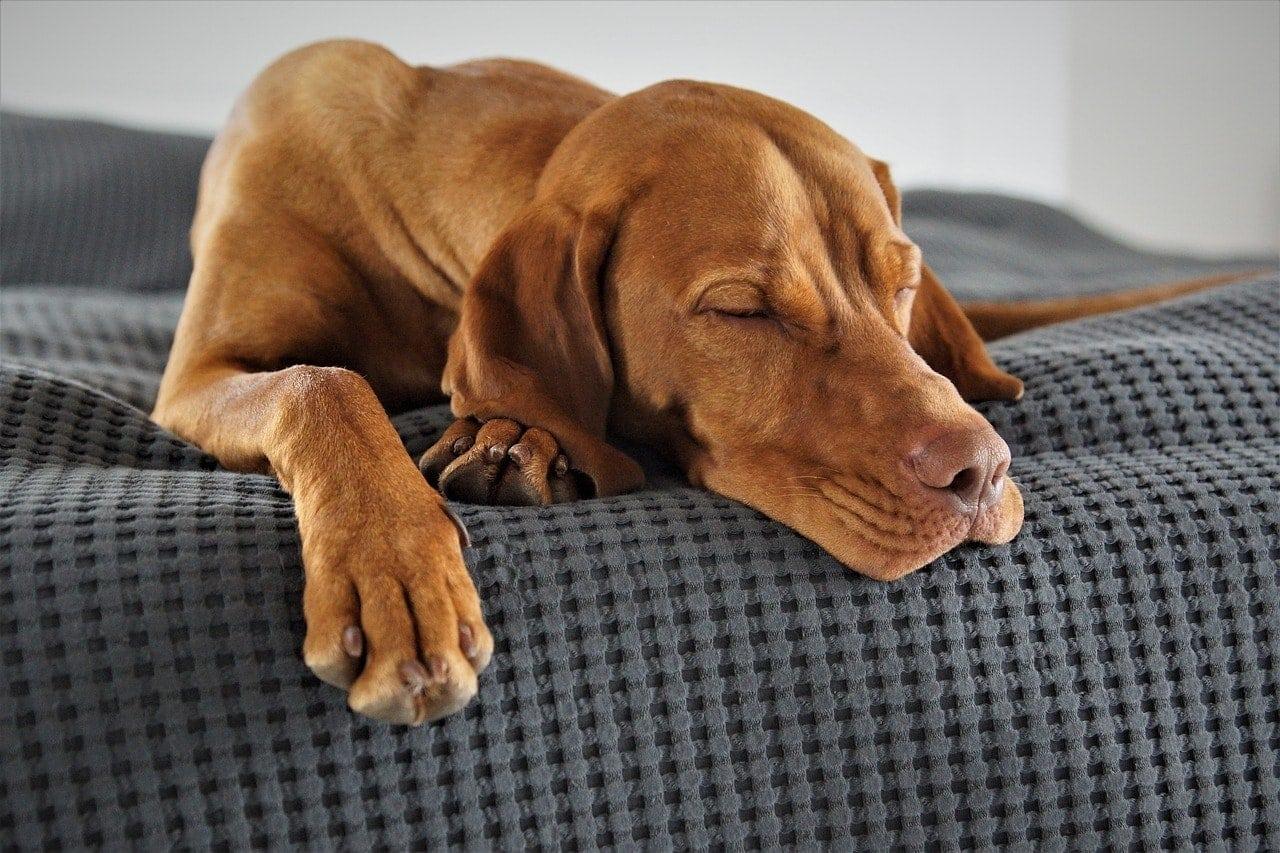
[
  {"x1": 1, "y1": 0, "x2": 1276, "y2": 254},
  {"x1": 0, "y1": 0, "x2": 1070, "y2": 198},
  {"x1": 1066, "y1": 1, "x2": 1279, "y2": 256}
]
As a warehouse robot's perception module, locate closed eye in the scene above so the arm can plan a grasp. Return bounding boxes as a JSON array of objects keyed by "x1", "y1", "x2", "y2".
[
  {"x1": 693, "y1": 279, "x2": 771, "y2": 320},
  {"x1": 710, "y1": 306, "x2": 771, "y2": 320}
]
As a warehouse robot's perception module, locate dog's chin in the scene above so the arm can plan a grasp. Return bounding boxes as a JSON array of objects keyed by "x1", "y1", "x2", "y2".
[{"x1": 702, "y1": 464, "x2": 1025, "y2": 583}]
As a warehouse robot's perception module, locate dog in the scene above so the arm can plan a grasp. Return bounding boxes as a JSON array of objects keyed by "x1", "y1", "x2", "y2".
[{"x1": 152, "y1": 40, "x2": 1248, "y2": 725}]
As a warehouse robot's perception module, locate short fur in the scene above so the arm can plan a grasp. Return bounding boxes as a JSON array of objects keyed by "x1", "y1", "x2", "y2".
[{"x1": 153, "y1": 41, "x2": 1250, "y2": 724}]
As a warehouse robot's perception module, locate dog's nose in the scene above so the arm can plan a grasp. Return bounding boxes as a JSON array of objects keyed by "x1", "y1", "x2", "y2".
[{"x1": 909, "y1": 425, "x2": 1011, "y2": 512}]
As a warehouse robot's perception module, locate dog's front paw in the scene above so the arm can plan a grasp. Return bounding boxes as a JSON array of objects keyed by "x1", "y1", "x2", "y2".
[
  {"x1": 299, "y1": 494, "x2": 494, "y2": 725},
  {"x1": 419, "y1": 417, "x2": 584, "y2": 505}
]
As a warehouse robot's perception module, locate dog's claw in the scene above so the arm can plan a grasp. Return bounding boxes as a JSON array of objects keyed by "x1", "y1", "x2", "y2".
[
  {"x1": 400, "y1": 660, "x2": 432, "y2": 695},
  {"x1": 421, "y1": 418, "x2": 482, "y2": 487},
  {"x1": 459, "y1": 623, "x2": 477, "y2": 658},
  {"x1": 426, "y1": 655, "x2": 450, "y2": 683},
  {"x1": 420, "y1": 417, "x2": 582, "y2": 506},
  {"x1": 342, "y1": 625, "x2": 364, "y2": 658}
]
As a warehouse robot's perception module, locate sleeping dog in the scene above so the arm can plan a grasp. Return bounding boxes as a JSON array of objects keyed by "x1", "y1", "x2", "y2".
[{"x1": 153, "y1": 40, "x2": 1246, "y2": 725}]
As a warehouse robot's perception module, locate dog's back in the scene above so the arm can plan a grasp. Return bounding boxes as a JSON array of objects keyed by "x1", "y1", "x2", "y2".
[
  {"x1": 198, "y1": 40, "x2": 610, "y2": 305},
  {"x1": 164, "y1": 41, "x2": 614, "y2": 415}
]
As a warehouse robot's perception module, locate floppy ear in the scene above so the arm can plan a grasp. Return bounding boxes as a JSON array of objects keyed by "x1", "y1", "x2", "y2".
[
  {"x1": 870, "y1": 159, "x2": 1024, "y2": 403},
  {"x1": 443, "y1": 200, "x2": 644, "y2": 497},
  {"x1": 908, "y1": 265, "x2": 1024, "y2": 401}
]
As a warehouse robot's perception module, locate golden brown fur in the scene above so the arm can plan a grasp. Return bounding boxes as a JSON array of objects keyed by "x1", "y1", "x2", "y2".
[{"x1": 153, "y1": 40, "x2": 1251, "y2": 724}]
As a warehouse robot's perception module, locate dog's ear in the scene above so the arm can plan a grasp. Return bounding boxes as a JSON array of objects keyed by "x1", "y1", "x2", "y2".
[
  {"x1": 869, "y1": 157, "x2": 904, "y2": 224},
  {"x1": 443, "y1": 200, "x2": 644, "y2": 497},
  {"x1": 909, "y1": 265, "x2": 1024, "y2": 401},
  {"x1": 870, "y1": 158, "x2": 1023, "y2": 403}
]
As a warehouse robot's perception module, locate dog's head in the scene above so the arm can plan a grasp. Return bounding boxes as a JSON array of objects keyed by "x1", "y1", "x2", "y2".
[{"x1": 446, "y1": 81, "x2": 1025, "y2": 580}]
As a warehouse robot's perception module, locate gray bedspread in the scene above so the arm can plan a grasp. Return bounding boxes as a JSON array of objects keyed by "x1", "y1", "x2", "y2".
[{"x1": 2, "y1": 112, "x2": 1278, "y2": 850}]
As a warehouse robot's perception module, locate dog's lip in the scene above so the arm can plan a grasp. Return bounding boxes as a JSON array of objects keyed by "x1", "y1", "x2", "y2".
[
  {"x1": 700, "y1": 459, "x2": 1023, "y2": 580},
  {"x1": 787, "y1": 472, "x2": 1024, "y2": 579},
  {"x1": 959, "y1": 472, "x2": 1008, "y2": 535},
  {"x1": 783, "y1": 482, "x2": 969, "y2": 580},
  {"x1": 963, "y1": 475, "x2": 1024, "y2": 546}
]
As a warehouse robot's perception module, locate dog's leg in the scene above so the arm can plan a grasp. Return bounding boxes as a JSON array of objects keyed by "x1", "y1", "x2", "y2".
[{"x1": 154, "y1": 357, "x2": 493, "y2": 725}]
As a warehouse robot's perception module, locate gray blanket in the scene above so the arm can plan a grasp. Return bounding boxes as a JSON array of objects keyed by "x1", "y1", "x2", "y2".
[{"x1": 2, "y1": 112, "x2": 1278, "y2": 850}]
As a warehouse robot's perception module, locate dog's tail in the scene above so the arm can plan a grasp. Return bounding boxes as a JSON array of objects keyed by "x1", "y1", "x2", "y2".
[{"x1": 963, "y1": 270, "x2": 1270, "y2": 341}]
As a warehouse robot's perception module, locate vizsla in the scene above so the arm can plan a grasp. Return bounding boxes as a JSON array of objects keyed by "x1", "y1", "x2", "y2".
[{"x1": 153, "y1": 40, "x2": 1247, "y2": 724}]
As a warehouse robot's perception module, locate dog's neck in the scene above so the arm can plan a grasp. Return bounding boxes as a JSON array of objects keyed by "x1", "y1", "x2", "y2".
[{"x1": 378, "y1": 68, "x2": 613, "y2": 307}]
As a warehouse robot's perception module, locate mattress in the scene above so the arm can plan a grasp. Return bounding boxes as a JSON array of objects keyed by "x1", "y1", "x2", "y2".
[{"x1": 2, "y1": 112, "x2": 1278, "y2": 849}]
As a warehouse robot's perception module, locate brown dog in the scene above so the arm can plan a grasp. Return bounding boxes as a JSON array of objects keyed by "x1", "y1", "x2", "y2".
[{"x1": 152, "y1": 40, "x2": 1246, "y2": 725}]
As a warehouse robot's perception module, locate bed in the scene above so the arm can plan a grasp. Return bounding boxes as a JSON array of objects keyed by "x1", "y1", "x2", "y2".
[{"x1": 2, "y1": 112, "x2": 1277, "y2": 849}]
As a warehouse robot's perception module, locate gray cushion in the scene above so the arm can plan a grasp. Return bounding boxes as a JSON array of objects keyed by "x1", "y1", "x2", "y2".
[{"x1": 2, "y1": 112, "x2": 1278, "y2": 849}]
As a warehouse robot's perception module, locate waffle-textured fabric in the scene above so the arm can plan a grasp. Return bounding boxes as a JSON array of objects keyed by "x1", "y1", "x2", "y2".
[{"x1": 2, "y1": 112, "x2": 1278, "y2": 850}]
